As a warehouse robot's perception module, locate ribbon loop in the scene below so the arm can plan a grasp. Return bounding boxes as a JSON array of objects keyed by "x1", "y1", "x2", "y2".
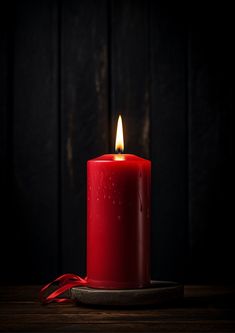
[{"x1": 39, "y1": 274, "x2": 88, "y2": 304}]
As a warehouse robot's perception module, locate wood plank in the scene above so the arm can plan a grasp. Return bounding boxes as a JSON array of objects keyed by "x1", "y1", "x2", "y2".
[
  {"x1": 10, "y1": 0, "x2": 59, "y2": 283},
  {"x1": 110, "y1": 0, "x2": 150, "y2": 158},
  {"x1": 0, "y1": 2, "x2": 13, "y2": 280},
  {"x1": 0, "y1": 1, "x2": 9, "y2": 197},
  {"x1": 1, "y1": 312, "x2": 235, "y2": 324},
  {"x1": 150, "y1": 2, "x2": 188, "y2": 281},
  {"x1": 188, "y1": 3, "x2": 233, "y2": 283},
  {"x1": 1, "y1": 304, "x2": 235, "y2": 321},
  {"x1": 2, "y1": 311, "x2": 229, "y2": 323},
  {"x1": 60, "y1": 0, "x2": 109, "y2": 275},
  {"x1": 1, "y1": 321, "x2": 235, "y2": 333}
]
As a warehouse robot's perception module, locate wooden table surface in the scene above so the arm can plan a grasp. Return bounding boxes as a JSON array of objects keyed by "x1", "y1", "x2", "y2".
[{"x1": 0, "y1": 285, "x2": 235, "y2": 332}]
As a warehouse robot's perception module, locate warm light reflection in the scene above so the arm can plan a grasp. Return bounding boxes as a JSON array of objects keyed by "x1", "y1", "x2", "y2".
[
  {"x1": 114, "y1": 154, "x2": 125, "y2": 161},
  {"x1": 115, "y1": 115, "x2": 124, "y2": 153}
]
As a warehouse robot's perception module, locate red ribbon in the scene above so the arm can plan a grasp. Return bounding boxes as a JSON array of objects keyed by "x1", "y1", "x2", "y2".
[{"x1": 39, "y1": 274, "x2": 88, "y2": 304}]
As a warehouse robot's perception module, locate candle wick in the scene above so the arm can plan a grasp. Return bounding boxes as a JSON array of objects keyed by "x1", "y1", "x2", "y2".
[{"x1": 116, "y1": 148, "x2": 123, "y2": 154}]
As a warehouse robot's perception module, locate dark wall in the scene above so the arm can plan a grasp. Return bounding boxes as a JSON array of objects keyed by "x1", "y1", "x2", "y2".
[{"x1": 0, "y1": 0, "x2": 233, "y2": 284}]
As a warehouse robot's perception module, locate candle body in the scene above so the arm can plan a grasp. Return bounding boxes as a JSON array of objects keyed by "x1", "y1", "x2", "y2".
[{"x1": 87, "y1": 154, "x2": 151, "y2": 289}]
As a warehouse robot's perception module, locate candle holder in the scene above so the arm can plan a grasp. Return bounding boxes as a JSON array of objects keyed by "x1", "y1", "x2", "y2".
[{"x1": 71, "y1": 281, "x2": 184, "y2": 307}]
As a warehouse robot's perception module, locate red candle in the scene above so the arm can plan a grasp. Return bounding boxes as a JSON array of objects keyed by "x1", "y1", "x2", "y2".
[{"x1": 87, "y1": 116, "x2": 151, "y2": 289}]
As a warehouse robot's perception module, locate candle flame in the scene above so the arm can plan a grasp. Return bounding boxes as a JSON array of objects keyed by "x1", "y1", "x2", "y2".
[{"x1": 115, "y1": 115, "x2": 124, "y2": 153}]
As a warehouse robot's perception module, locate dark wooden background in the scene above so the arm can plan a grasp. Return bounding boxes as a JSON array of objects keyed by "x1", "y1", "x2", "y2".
[{"x1": 0, "y1": 0, "x2": 233, "y2": 284}]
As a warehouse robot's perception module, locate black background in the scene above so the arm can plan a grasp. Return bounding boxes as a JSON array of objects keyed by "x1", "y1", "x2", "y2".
[{"x1": 0, "y1": 0, "x2": 233, "y2": 284}]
